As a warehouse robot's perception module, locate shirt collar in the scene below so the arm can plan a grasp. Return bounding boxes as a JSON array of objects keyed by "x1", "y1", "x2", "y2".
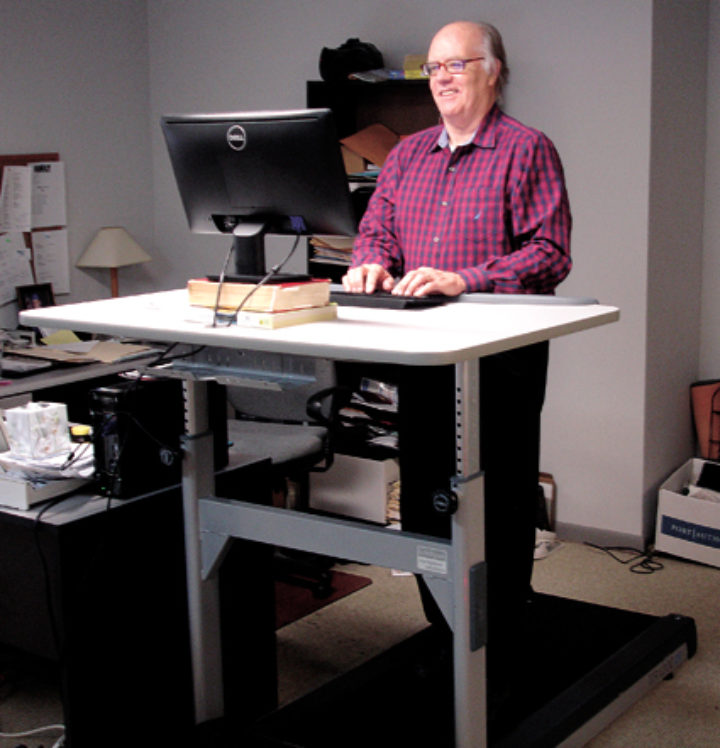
[{"x1": 433, "y1": 103, "x2": 501, "y2": 151}]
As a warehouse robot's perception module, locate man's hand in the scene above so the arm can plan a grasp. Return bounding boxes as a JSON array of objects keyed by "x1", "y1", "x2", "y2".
[
  {"x1": 392, "y1": 267, "x2": 467, "y2": 297},
  {"x1": 342, "y1": 264, "x2": 395, "y2": 294}
]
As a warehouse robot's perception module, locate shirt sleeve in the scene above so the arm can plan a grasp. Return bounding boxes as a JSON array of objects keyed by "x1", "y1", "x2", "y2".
[
  {"x1": 350, "y1": 152, "x2": 405, "y2": 277},
  {"x1": 458, "y1": 134, "x2": 572, "y2": 294}
]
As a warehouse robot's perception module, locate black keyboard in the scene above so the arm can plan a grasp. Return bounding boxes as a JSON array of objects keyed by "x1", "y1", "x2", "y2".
[{"x1": 330, "y1": 290, "x2": 449, "y2": 310}]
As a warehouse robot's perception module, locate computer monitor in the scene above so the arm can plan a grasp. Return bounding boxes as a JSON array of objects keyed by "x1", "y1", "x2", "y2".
[{"x1": 161, "y1": 108, "x2": 358, "y2": 276}]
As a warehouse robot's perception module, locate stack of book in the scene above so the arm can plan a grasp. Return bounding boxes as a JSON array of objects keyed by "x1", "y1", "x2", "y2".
[{"x1": 186, "y1": 277, "x2": 337, "y2": 329}]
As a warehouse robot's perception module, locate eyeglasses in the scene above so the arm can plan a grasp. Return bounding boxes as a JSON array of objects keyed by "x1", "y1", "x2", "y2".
[{"x1": 421, "y1": 57, "x2": 485, "y2": 77}]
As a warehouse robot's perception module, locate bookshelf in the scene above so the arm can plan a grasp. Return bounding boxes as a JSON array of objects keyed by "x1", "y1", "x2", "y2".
[{"x1": 305, "y1": 79, "x2": 438, "y2": 281}]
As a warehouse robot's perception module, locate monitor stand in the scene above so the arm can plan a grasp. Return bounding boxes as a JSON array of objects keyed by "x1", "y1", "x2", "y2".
[
  {"x1": 232, "y1": 222, "x2": 266, "y2": 277},
  {"x1": 223, "y1": 222, "x2": 310, "y2": 284}
]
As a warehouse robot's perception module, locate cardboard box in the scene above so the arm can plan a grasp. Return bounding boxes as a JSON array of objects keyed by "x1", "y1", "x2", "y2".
[
  {"x1": 310, "y1": 454, "x2": 398, "y2": 524},
  {"x1": 340, "y1": 123, "x2": 399, "y2": 170},
  {"x1": 655, "y1": 458, "x2": 720, "y2": 567}
]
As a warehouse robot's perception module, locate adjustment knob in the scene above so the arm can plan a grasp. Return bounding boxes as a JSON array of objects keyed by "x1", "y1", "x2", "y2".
[{"x1": 431, "y1": 489, "x2": 458, "y2": 515}]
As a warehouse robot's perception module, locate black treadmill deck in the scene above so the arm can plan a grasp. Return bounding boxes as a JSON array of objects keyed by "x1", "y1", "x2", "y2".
[{"x1": 195, "y1": 594, "x2": 696, "y2": 747}]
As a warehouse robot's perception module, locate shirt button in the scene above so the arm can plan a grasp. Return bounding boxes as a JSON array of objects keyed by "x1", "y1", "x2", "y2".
[
  {"x1": 441, "y1": 200, "x2": 449, "y2": 207},
  {"x1": 433, "y1": 236, "x2": 440, "y2": 243}
]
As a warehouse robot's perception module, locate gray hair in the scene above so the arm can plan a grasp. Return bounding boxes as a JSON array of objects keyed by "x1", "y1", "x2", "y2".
[{"x1": 477, "y1": 22, "x2": 509, "y2": 99}]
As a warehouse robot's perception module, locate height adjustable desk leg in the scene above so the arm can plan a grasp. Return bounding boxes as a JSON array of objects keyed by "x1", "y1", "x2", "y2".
[
  {"x1": 452, "y1": 359, "x2": 487, "y2": 748},
  {"x1": 181, "y1": 379, "x2": 224, "y2": 724}
]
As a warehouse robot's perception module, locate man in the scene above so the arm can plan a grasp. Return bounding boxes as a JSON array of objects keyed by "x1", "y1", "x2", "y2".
[{"x1": 342, "y1": 20, "x2": 572, "y2": 693}]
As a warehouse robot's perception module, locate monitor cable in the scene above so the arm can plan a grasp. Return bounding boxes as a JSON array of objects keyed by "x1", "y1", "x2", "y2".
[
  {"x1": 213, "y1": 219, "x2": 306, "y2": 327},
  {"x1": 210, "y1": 236, "x2": 237, "y2": 327}
]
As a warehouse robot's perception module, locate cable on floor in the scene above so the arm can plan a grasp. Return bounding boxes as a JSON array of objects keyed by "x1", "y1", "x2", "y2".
[
  {"x1": 0, "y1": 722, "x2": 65, "y2": 747},
  {"x1": 584, "y1": 542, "x2": 664, "y2": 574}
]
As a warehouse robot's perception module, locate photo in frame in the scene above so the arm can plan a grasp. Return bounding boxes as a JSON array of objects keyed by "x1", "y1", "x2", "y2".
[{"x1": 16, "y1": 282, "x2": 56, "y2": 311}]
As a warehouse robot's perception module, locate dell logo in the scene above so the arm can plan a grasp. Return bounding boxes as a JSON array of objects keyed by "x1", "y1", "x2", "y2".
[{"x1": 227, "y1": 125, "x2": 247, "y2": 151}]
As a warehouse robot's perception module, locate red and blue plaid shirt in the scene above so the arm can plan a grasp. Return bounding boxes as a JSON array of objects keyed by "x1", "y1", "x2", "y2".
[{"x1": 352, "y1": 105, "x2": 572, "y2": 294}]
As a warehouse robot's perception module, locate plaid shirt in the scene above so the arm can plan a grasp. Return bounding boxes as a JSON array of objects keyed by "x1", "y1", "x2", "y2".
[{"x1": 351, "y1": 105, "x2": 572, "y2": 294}]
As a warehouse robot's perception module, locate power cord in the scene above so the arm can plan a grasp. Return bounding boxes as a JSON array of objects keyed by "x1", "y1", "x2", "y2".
[
  {"x1": 213, "y1": 225, "x2": 306, "y2": 327},
  {"x1": 584, "y1": 542, "x2": 664, "y2": 574},
  {"x1": 0, "y1": 722, "x2": 65, "y2": 746}
]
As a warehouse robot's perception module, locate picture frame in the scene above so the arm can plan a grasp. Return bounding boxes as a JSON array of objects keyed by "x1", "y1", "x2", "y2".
[{"x1": 16, "y1": 282, "x2": 56, "y2": 311}]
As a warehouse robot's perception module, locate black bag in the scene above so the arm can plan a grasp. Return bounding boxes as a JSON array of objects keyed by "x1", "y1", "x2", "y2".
[{"x1": 319, "y1": 38, "x2": 384, "y2": 82}]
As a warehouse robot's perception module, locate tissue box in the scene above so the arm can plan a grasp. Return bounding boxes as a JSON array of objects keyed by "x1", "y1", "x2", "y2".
[{"x1": 3, "y1": 401, "x2": 71, "y2": 458}]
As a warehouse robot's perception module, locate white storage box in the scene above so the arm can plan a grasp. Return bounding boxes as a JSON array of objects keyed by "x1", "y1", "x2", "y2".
[
  {"x1": 0, "y1": 473, "x2": 90, "y2": 510},
  {"x1": 310, "y1": 454, "x2": 398, "y2": 524},
  {"x1": 655, "y1": 458, "x2": 720, "y2": 568}
]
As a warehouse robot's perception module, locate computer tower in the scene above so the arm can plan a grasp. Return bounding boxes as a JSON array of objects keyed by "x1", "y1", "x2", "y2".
[{"x1": 89, "y1": 377, "x2": 228, "y2": 499}]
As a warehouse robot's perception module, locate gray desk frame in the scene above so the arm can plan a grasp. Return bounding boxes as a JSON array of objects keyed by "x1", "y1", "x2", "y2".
[{"x1": 20, "y1": 290, "x2": 619, "y2": 748}]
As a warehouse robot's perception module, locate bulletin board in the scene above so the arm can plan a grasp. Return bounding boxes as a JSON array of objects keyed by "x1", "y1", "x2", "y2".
[{"x1": 0, "y1": 152, "x2": 70, "y2": 306}]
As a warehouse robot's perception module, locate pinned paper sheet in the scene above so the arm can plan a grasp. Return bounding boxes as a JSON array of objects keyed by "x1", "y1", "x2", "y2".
[
  {"x1": 32, "y1": 228, "x2": 70, "y2": 294},
  {"x1": 0, "y1": 161, "x2": 66, "y2": 232},
  {"x1": 0, "y1": 166, "x2": 32, "y2": 232},
  {"x1": 0, "y1": 232, "x2": 34, "y2": 304},
  {"x1": 30, "y1": 161, "x2": 67, "y2": 229}
]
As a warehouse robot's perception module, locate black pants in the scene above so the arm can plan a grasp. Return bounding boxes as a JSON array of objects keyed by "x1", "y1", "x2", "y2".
[{"x1": 414, "y1": 341, "x2": 549, "y2": 682}]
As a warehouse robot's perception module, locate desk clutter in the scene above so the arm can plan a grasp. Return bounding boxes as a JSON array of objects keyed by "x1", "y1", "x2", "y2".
[
  {"x1": 0, "y1": 375, "x2": 225, "y2": 510},
  {"x1": 0, "y1": 400, "x2": 92, "y2": 509}
]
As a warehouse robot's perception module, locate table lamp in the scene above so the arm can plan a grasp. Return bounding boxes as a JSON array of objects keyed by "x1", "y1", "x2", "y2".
[{"x1": 77, "y1": 227, "x2": 151, "y2": 297}]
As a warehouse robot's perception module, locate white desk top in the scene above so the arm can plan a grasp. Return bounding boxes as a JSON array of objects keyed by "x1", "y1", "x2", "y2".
[{"x1": 20, "y1": 289, "x2": 619, "y2": 366}]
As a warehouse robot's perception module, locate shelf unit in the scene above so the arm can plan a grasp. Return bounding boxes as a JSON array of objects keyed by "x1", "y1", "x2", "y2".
[{"x1": 305, "y1": 79, "x2": 438, "y2": 281}]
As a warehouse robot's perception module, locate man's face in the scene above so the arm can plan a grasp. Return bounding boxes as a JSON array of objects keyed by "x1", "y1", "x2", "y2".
[{"x1": 427, "y1": 24, "x2": 498, "y2": 130}]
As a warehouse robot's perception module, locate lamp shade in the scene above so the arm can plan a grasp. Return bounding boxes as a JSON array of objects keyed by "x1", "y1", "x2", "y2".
[
  {"x1": 77, "y1": 227, "x2": 151, "y2": 297},
  {"x1": 77, "y1": 227, "x2": 151, "y2": 269}
]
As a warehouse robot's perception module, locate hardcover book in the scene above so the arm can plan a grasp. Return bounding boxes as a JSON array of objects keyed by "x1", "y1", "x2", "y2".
[
  {"x1": 187, "y1": 277, "x2": 331, "y2": 313},
  {"x1": 183, "y1": 302, "x2": 338, "y2": 329}
]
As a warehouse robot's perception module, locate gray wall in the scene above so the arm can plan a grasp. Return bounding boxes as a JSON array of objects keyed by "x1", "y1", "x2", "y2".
[
  {"x1": 2, "y1": 0, "x2": 716, "y2": 548},
  {"x1": 0, "y1": 0, "x2": 152, "y2": 311}
]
